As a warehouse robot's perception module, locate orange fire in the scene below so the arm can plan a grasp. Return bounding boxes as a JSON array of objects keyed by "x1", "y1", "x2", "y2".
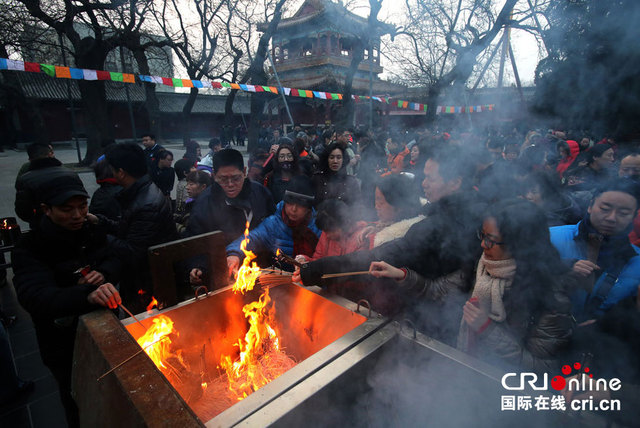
[
  {"x1": 220, "y1": 288, "x2": 279, "y2": 399},
  {"x1": 219, "y1": 223, "x2": 284, "y2": 400},
  {"x1": 134, "y1": 222, "x2": 289, "y2": 406},
  {"x1": 232, "y1": 222, "x2": 261, "y2": 294},
  {"x1": 147, "y1": 297, "x2": 159, "y2": 313},
  {"x1": 136, "y1": 315, "x2": 178, "y2": 370}
]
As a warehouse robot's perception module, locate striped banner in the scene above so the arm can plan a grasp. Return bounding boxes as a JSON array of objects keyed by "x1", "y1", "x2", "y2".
[{"x1": 0, "y1": 57, "x2": 496, "y2": 114}]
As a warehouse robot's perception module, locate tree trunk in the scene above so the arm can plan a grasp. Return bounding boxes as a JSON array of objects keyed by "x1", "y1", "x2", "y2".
[
  {"x1": 133, "y1": 49, "x2": 163, "y2": 140},
  {"x1": 182, "y1": 87, "x2": 199, "y2": 145},
  {"x1": 74, "y1": 39, "x2": 112, "y2": 166},
  {"x1": 425, "y1": 85, "x2": 441, "y2": 124},
  {"x1": 247, "y1": 92, "x2": 268, "y2": 153},
  {"x1": 338, "y1": 43, "x2": 365, "y2": 129},
  {"x1": 224, "y1": 89, "x2": 238, "y2": 127},
  {"x1": 76, "y1": 79, "x2": 111, "y2": 165}
]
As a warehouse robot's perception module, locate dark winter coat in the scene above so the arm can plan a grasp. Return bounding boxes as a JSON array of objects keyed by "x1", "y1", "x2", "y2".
[
  {"x1": 301, "y1": 191, "x2": 486, "y2": 286},
  {"x1": 312, "y1": 170, "x2": 361, "y2": 208},
  {"x1": 186, "y1": 179, "x2": 275, "y2": 244},
  {"x1": 12, "y1": 216, "x2": 121, "y2": 369},
  {"x1": 14, "y1": 158, "x2": 78, "y2": 227},
  {"x1": 541, "y1": 193, "x2": 583, "y2": 227},
  {"x1": 151, "y1": 167, "x2": 175, "y2": 196},
  {"x1": 461, "y1": 270, "x2": 574, "y2": 373},
  {"x1": 89, "y1": 180, "x2": 122, "y2": 222},
  {"x1": 100, "y1": 175, "x2": 177, "y2": 313},
  {"x1": 264, "y1": 170, "x2": 293, "y2": 204},
  {"x1": 143, "y1": 143, "x2": 164, "y2": 170}
]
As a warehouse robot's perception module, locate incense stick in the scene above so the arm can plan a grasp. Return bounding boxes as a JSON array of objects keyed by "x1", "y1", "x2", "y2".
[
  {"x1": 120, "y1": 303, "x2": 146, "y2": 329},
  {"x1": 97, "y1": 336, "x2": 169, "y2": 381},
  {"x1": 321, "y1": 271, "x2": 370, "y2": 279}
]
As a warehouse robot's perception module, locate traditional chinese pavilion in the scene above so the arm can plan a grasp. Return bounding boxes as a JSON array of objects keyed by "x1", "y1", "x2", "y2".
[{"x1": 263, "y1": 0, "x2": 405, "y2": 125}]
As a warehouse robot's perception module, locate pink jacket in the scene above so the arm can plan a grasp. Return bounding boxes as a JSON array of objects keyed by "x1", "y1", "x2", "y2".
[{"x1": 311, "y1": 222, "x2": 369, "y2": 260}]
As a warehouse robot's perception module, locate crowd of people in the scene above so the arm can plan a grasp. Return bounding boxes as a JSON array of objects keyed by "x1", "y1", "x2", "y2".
[{"x1": 2, "y1": 124, "x2": 640, "y2": 426}]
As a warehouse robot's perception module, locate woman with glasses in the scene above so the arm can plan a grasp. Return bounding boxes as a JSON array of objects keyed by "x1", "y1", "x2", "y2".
[
  {"x1": 369, "y1": 199, "x2": 574, "y2": 372},
  {"x1": 312, "y1": 142, "x2": 361, "y2": 208},
  {"x1": 263, "y1": 143, "x2": 303, "y2": 203}
]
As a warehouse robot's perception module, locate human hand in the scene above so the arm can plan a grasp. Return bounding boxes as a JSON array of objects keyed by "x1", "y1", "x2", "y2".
[
  {"x1": 227, "y1": 256, "x2": 240, "y2": 277},
  {"x1": 572, "y1": 260, "x2": 600, "y2": 277},
  {"x1": 270, "y1": 144, "x2": 279, "y2": 154},
  {"x1": 292, "y1": 267, "x2": 301, "y2": 284},
  {"x1": 189, "y1": 268, "x2": 203, "y2": 285},
  {"x1": 463, "y1": 299, "x2": 490, "y2": 332},
  {"x1": 78, "y1": 270, "x2": 105, "y2": 286},
  {"x1": 369, "y1": 261, "x2": 405, "y2": 280},
  {"x1": 87, "y1": 283, "x2": 121, "y2": 309},
  {"x1": 86, "y1": 213, "x2": 99, "y2": 225},
  {"x1": 355, "y1": 226, "x2": 375, "y2": 247}
]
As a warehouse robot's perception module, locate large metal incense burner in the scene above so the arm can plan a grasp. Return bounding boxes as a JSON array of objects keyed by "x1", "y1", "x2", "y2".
[
  {"x1": 72, "y1": 232, "x2": 516, "y2": 427},
  {"x1": 74, "y1": 280, "x2": 386, "y2": 426}
]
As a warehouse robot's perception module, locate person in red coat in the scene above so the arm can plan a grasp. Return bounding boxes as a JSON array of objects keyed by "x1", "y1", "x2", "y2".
[
  {"x1": 309, "y1": 199, "x2": 369, "y2": 260},
  {"x1": 556, "y1": 139, "x2": 580, "y2": 178}
]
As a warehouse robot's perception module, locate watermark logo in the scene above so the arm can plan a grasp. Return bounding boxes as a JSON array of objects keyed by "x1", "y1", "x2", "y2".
[{"x1": 500, "y1": 361, "x2": 622, "y2": 412}]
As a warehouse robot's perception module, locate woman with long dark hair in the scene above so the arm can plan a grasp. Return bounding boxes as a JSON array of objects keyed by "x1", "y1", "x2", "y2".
[
  {"x1": 312, "y1": 142, "x2": 361, "y2": 208},
  {"x1": 370, "y1": 199, "x2": 574, "y2": 371},
  {"x1": 524, "y1": 171, "x2": 582, "y2": 226},
  {"x1": 564, "y1": 144, "x2": 615, "y2": 191},
  {"x1": 263, "y1": 143, "x2": 302, "y2": 203}
]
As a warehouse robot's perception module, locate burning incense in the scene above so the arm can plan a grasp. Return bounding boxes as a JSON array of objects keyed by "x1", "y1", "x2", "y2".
[
  {"x1": 97, "y1": 335, "x2": 170, "y2": 381},
  {"x1": 120, "y1": 303, "x2": 146, "y2": 329},
  {"x1": 321, "y1": 271, "x2": 370, "y2": 279}
]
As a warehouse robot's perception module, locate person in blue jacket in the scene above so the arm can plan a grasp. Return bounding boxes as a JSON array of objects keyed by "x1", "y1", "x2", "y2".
[
  {"x1": 549, "y1": 179, "x2": 640, "y2": 322},
  {"x1": 226, "y1": 175, "x2": 321, "y2": 274}
]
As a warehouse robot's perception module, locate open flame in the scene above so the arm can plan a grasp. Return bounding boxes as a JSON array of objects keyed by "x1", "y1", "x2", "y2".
[
  {"x1": 220, "y1": 288, "x2": 280, "y2": 399},
  {"x1": 219, "y1": 222, "x2": 287, "y2": 400},
  {"x1": 232, "y1": 222, "x2": 261, "y2": 294},
  {"x1": 133, "y1": 222, "x2": 293, "y2": 412},
  {"x1": 136, "y1": 315, "x2": 177, "y2": 370},
  {"x1": 147, "y1": 296, "x2": 159, "y2": 313}
]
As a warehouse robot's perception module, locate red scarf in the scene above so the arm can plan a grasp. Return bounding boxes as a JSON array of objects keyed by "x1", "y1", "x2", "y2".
[{"x1": 97, "y1": 178, "x2": 118, "y2": 185}]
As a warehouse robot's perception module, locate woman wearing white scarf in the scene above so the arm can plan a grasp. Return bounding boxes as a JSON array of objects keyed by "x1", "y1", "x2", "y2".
[
  {"x1": 457, "y1": 201, "x2": 574, "y2": 372},
  {"x1": 371, "y1": 199, "x2": 574, "y2": 373}
]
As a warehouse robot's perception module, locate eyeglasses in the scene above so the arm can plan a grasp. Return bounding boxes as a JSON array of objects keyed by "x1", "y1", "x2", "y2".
[
  {"x1": 215, "y1": 174, "x2": 244, "y2": 185},
  {"x1": 477, "y1": 230, "x2": 505, "y2": 249},
  {"x1": 278, "y1": 153, "x2": 294, "y2": 161}
]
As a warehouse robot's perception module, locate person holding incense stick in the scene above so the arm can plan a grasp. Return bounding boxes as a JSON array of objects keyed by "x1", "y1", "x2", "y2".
[
  {"x1": 226, "y1": 176, "x2": 321, "y2": 274},
  {"x1": 12, "y1": 172, "x2": 122, "y2": 427}
]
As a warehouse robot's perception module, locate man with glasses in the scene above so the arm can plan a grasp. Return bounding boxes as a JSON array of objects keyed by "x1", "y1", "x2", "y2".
[{"x1": 187, "y1": 149, "x2": 275, "y2": 285}]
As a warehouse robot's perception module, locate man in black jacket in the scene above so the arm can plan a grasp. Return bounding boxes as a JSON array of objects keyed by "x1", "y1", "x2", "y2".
[
  {"x1": 141, "y1": 133, "x2": 164, "y2": 171},
  {"x1": 95, "y1": 143, "x2": 177, "y2": 313},
  {"x1": 13, "y1": 173, "x2": 122, "y2": 427},
  {"x1": 150, "y1": 149, "x2": 175, "y2": 196},
  {"x1": 187, "y1": 149, "x2": 275, "y2": 285},
  {"x1": 15, "y1": 144, "x2": 79, "y2": 228},
  {"x1": 298, "y1": 145, "x2": 485, "y2": 297}
]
